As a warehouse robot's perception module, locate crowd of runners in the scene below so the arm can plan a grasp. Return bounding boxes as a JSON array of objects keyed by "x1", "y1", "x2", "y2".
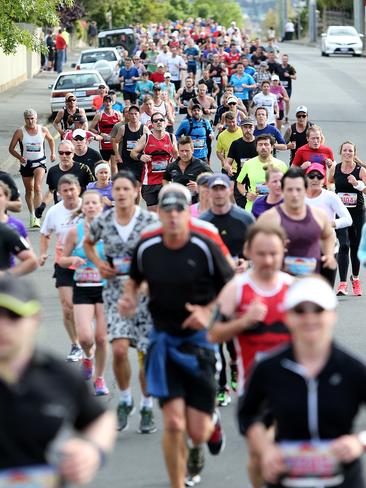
[{"x1": 1, "y1": 17, "x2": 366, "y2": 488}]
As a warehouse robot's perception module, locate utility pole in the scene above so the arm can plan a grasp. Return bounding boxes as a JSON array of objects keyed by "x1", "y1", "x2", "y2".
[
  {"x1": 308, "y1": 0, "x2": 317, "y2": 44},
  {"x1": 279, "y1": 0, "x2": 288, "y2": 41},
  {"x1": 354, "y1": 0, "x2": 365, "y2": 49}
]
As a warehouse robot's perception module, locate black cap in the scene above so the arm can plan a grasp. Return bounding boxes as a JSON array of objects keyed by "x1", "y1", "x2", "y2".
[
  {"x1": 0, "y1": 276, "x2": 41, "y2": 318},
  {"x1": 103, "y1": 94, "x2": 113, "y2": 102},
  {"x1": 191, "y1": 104, "x2": 202, "y2": 111},
  {"x1": 158, "y1": 190, "x2": 190, "y2": 211},
  {"x1": 73, "y1": 114, "x2": 87, "y2": 123}
]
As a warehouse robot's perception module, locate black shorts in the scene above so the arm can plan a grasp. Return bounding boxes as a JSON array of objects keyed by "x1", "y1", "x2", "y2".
[
  {"x1": 100, "y1": 149, "x2": 113, "y2": 161},
  {"x1": 278, "y1": 109, "x2": 284, "y2": 121},
  {"x1": 53, "y1": 263, "x2": 74, "y2": 288},
  {"x1": 141, "y1": 184, "x2": 162, "y2": 207},
  {"x1": 20, "y1": 163, "x2": 47, "y2": 178},
  {"x1": 123, "y1": 91, "x2": 137, "y2": 103},
  {"x1": 73, "y1": 285, "x2": 104, "y2": 305},
  {"x1": 117, "y1": 161, "x2": 143, "y2": 181},
  {"x1": 158, "y1": 345, "x2": 217, "y2": 414}
]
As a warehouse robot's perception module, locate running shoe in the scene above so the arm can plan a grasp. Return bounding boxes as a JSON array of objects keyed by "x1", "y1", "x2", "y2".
[
  {"x1": 207, "y1": 409, "x2": 225, "y2": 456},
  {"x1": 230, "y1": 368, "x2": 238, "y2": 392},
  {"x1": 32, "y1": 217, "x2": 41, "y2": 228},
  {"x1": 216, "y1": 387, "x2": 231, "y2": 407},
  {"x1": 35, "y1": 202, "x2": 46, "y2": 219},
  {"x1": 138, "y1": 407, "x2": 157, "y2": 434},
  {"x1": 187, "y1": 445, "x2": 204, "y2": 477},
  {"x1": 351, "y1": 276, "x2": 362, "y2": 296},
  {"x1": 66, "y1": 344, "x2": 83, "y2": 362},
  {"x1": 94, "y1": 377, "x2": 110, "y2": 396},
  {"x1": 336, "y1": 282, "x2": 348, "y2": 296},
  {"x1": 185, "y1": 474, "x2": 201, "y2": 487},
  {"x1": 29, "y1": 215, "x2": 35, "y2": 228},
  {"x1": 117, "y1": 400, "x2": 135, "y2": 431},
  {"x1": 81, "y1": 358, "x2": 93, "y2": 380}
]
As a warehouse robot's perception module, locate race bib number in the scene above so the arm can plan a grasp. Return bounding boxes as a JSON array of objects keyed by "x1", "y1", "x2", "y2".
[
  {"x1": 284, "y1": 256, "x2": 317, "y2": 276},
  {"x1": 337, "y1": 192, "x2": 357, "y2": 208},
  {"x1": 0, "y1": 465, "x2": 60, "y2": 488},
  {"x1": 256, "y1": 183, "x2": 269, "y2": 195},
  {"x1": 235, "y1": 86, "x2": 243, "y2": 93},
  {"x1": 282, "y1": 80, "x2": 289, "y2": 88},
  {"x1": 25, "y1": 143, "x2": 41, "y2": 154},
  {"x1": 151, "y1": 160, "x2": 168, "y2": 172},
  {"x1": 212, "y1": 77, "x2": 221, "y2": 84},
  {"x1": 124, "y1": 79, "x2": 133, "y2": 86},
  {"x1": 74, "y1": 266, "x2": 102, "y2": 285},
  {"x1": 126, "y1": 140, "x2": 137, "y2": 151},
  {"x1": 193, "y1": 139, "x2": 205, "y2": 150},
  {"x1": 279, "y1": 440, "x2": 344, "y2": 487},
  {"x1": 113, "y1": 256, "x2": 131, "y2": 275}
]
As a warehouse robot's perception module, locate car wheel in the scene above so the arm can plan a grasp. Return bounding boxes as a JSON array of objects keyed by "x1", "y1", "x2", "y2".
[{"x1": 353, "y1": 53, "x2": 362, "y2": 57}]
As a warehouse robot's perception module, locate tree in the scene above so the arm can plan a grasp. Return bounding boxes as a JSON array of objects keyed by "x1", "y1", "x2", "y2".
[
  {"x1": 0, "y1": 0, "x2": 73, "y2": 54},
  {"x1": 191, "y1": 0, "x2": 244, "y2": 27}
]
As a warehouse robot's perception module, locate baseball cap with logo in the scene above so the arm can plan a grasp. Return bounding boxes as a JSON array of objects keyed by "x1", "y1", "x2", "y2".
[
  {"x1": 0, "y1": 276, "x2": 41, "y2": 318},
  {"x1": 72, "y1": 129, "x2": 86, "y2": 139},
  {"x1": 296, "y1": 105, "x2": 308, "y2": 114},
  {"x1": 208, "y1": 173, "x2": 231, "y2": 189},
  {"x1": 305, "y1": 163, "x2": 326, "y2": 177},
  {"x1": 158, "y1": 184, "x2": 192, "y2": 211}
]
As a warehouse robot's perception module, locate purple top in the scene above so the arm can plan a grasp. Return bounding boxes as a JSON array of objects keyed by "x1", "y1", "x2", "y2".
[
  {"x1": 86, "y1": 181, "x2": 114, "y2": 210},
  {"x1": 6, "y1": 216, "x2": 28, "y2": 267},
  {"x1": 252, "y1": 196, "x2": 283, "y2": 219}
]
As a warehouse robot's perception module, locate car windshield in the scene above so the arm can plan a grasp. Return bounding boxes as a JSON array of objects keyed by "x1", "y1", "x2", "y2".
[
  {"x1": 55, "y1": 73, "x2": 101, "y2": 90},
  {"x1": 81, "y1": 51, "x2": 117, "y2": 63},
  {"x1": 328, "y1": 27, "x2": 357, "y2": 36}
]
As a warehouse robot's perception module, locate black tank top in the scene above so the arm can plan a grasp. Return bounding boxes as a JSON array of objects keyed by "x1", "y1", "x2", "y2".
[
  {"x1": 121, "y1": 124, "x2": 144, "y2": 163},
  {"x1": 334, "y1": 163, "x2": 364, "y2": 210},
  {"x1": 289, "y1": 122, "x2": 311, "y2": 163},
  {"x1": 62, "y1": 107, "x2": 80, "y2": 130},
  {"x1": 180, "y1": 88, "x2": 196, "y2": 106}
]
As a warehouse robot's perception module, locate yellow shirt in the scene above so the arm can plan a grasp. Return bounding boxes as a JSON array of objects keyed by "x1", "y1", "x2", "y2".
[{"x1": 216, "y1": 128, "x2": 242, "y2": 170}]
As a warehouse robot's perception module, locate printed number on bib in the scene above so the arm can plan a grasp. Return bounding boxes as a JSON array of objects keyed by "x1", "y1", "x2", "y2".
[
  {"x1": 0, "y1": 465, "x2": 60, "y2": 488},
  {"x1": 284, "y1": 256, "x2": 317, "y2": 276},
  {"x1": 256, "y1": 183, "x2": 269, "y2": 195},
  {"x1": 113, "y1": 256, "x2": 131, "y2": 275},
  {"x1": 193, "y1": 139, "x2": 205, "y2": 150},
  {"x1": 74, "y1": 266, "x2": 102, "y2": 285},
  {"x1": 337, "y1": 192, "x2": 357, "y2": 208},
  {"x1": 151, "y1": 161, "x2": 168, "y2": 172}
]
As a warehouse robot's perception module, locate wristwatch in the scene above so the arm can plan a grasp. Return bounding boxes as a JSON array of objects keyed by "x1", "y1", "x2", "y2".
[{"x1": 358, "y1": 431, "x2": 366, "y2": 451}]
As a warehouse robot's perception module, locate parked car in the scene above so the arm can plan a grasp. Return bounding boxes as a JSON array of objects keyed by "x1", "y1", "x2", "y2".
[
  {"x1": 49, "y1": 70, "x2": 105, "y2": 116},
  {"x1": 73, "y1": 47, "x2": 122, "y2": 89},
  {"x1": 98, "y1": 28, "x2": 136, "y2": 56},
  {"x1": 321, "y1": 25, "x2": 363, "y2": 57}
]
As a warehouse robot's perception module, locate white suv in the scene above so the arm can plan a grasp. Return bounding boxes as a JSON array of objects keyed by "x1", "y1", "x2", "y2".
[{"x1": 74, "y1": 48, "x2": 122, "y2": 88}]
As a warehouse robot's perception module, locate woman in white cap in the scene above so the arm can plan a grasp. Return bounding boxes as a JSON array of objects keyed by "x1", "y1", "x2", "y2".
[
  {"x1": 269, "y1": 75, "x2": 289, "y2": 131},
  {"x1": 86, "y1": 162, "x2": 113, "y2": 210},
  {"x1": 239, "y1": 276, "x2": 366, "y2": 488}
]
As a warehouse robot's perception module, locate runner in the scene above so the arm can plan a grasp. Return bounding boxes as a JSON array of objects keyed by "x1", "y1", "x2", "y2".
[
  {"x1": 216, "y1": 112, "x2": 242, "y2": 174},
  {"x1": 89, "y1": 94, "x2": 123, "y2": 174},
  {"x1": 239, "y1": 276, "x2": 366, "y2": 488},
  {"x1": 86, "y1": 162, "x2": 114, "y2": 210},
  {"x1": 251, "y1": 81, "x2": 279, "y2": 126},
  {"x1": 166, "y1": 46, "x2": 186, "y2": 91},
  {"x1": 277, "y1": 53, "x2": 296, "y2": 98},
  {"x1": 53, "y1": 93, "x2": 87, "y2": 137},
  {"x1": 176, "y1": 104, "x2": 213, "y2": 163},
  {"x1": 84, "y1": 171, "x2": 158, "y2": 434},
  {"x1": 119, "y1": 183, "x2": 234, "y2": 488},
  {"x1": 252, "y1": 165, "x2": 284, "y2": 218},
  {"x1": 329, "y1": 141, "x2": 366, "y2": 296},
  {"x1": 131, "y1": 113, "x2": 178, "y2": 211},
  {"x1": 59, "y1": 190, "x2": 109, "y2": 395},
  {"x1": 0, "y1": 219, "x2": 37, "y2": 275},
  {"x1": 283, "y1": 105, "x2": 313, "y2": 164},
  {"x1": 305, "y1": 163, "x2": 352, "y2": 286},
  {"x1": 119, "y1": 58, "x2": 140, "y2": 104},
  {"x1": 208, "y1": 222, "x2": 292, "y2": 488},
  {"x1": 72, "y1": 129, "x2": 102, "y2": 174},
  {"x1": 236, "y1": 134, "x2": 287, "y2": 211},
  {"x1": 229, "y1": 62, "x2": 256, "y2": 111},
  {"x1": 258, "y1": 167, "x2": 336, "y2": 277},
  {"x1": 0, "y1": 168, "x2": 22, "y2": 213},
  {"x1": 292, "y1": 125, "x2": 335, "y2": 172},
  {"x1": 176, "y1": 78, "x2": 197, "y2": 116},
  {"x1": 0, "y1": 276, "x2": 116, "y2": 485},
  {"x1": 253, "y1": 106, "x2": 287, "y2": 153},
  {"x1": 113, "y1": 104, "x2": 149, "y2": 180},
  {"x1": 152, "y1": 84, "x2": 175, "y2": 133},
  {"x1": 190, "y1": 172, "x2": 212, "y2": 217},
  {"x1": 39, "y1": 174, "x2": 83, "y2": 361},
  {"x1": 9, "y1": 109, "x2": 55, "y2": 228},
  {"x1": 200, "y1": 173, "x2": 254, "y2": 407},
  {"x1": 269, "y1": 75, "x2": 289, "y2": 130}
]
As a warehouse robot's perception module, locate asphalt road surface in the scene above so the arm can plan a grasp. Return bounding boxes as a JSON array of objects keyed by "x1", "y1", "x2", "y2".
[{"x1": 4, "y1": 42, "x2": 366, "y2": 487}]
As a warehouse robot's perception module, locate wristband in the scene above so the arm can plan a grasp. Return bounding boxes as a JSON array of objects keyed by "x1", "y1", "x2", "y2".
[
  {"x1": 86, "y1": 440, "x2": 107, "y2": 468},
  {"x1": 358, "y1": 431, "x2": 366, "y2": 451},
  {"x1": 353, "y1": 180, "x2": 365, "y2": 191},
  {"x1": 137, "y1": 153, "x2": 142, "y2": 161}
]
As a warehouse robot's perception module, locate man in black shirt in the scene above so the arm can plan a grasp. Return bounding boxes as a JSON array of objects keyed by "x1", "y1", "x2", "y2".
[
  {"x1": 72, "y1": 129, "x2": 102, "y2": 174},
  {"x1": 119, "y1": 183, "x2": 234, "y2": 488},
  {"x1": 277, "y1": 53, "x2": 297, "y2": 98},
  {"x1": 0, "y1": 170, "x2": 22, "y2": 212},
  {"x1": 0, "y1": 276, "x2": 116, "y2": 482},
  {"x1": 225, "y1": 117, "x2": 258, "y2": 207},
  {"x1": 0, "y1": 222, "x2": 38, "y2": 275},
  {"x1": 163, "y1": 135, "x2": 212, "y2": 203}
]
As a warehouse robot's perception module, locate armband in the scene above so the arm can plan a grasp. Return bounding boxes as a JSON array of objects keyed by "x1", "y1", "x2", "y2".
[
  {"x1": 353, "y1": 180, "x2": 365, "y2": 192},
  {"x1": 206, "y1": 305, "x2": 230, "y2": 330}
]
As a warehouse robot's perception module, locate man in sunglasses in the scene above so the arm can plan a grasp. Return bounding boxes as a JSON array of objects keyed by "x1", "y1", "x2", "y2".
[
  {"x1": 53, "y1": 93, "x2": 86, "y2": 138},
  {"x1": 208, "y1": 222, "x2": 292, "y2": 488},
  {"x1": 119, "y1": 183, "x2": 234, "y2": 488},
  {"x1": 72, "y1": 129, "x2": 102, "y2": 175},
  {"x1": 284, "y1": 105, "x2": 313, "y2": 164},
  {"x1": 258, "y1": 167, "x2": 336, "y2": 277},
  {"x1": 131, "y1": 113, "x2": 178, "y2": 211}
]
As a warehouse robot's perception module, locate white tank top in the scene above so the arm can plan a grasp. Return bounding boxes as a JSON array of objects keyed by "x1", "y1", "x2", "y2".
[
  {"x1": 21, "y1": 125, "x2": 45, "y2": 162},
  {"x1": 153, "y1": 100, "x2": 167, "y2": 116}
]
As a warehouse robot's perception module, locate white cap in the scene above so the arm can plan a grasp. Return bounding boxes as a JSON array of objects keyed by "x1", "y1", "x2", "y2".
[
  {"x1": 72, "y1": 129, "x2": 87, "y2": 139},
  {"x1": 164, "y1": 72, "x2": 171, "y2": 78},
  {"x1": 284, "y1": 277, "x2": 337, "y2": 311},
  {"x1": 271, "y1": 74, "x2": 280, "y2": 81},
  {"x1": 227, "y1": 96, "x2": 238, "y2": 104},
  {"x1": 157, "y1": 63, "x2": 165, "y2": 68},
  {"x1": 296, "y1": 105, "x2": 308, "y2": 114}
]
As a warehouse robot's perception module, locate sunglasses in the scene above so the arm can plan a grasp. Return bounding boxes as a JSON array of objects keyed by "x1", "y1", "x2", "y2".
[
  {"x1": 307, "y1": 173, "x2": 324, "y2": 180},
  {"x1": 292, "y1": 303, "x2": 325, "y2": 315},
  {"x1": 58, "y1": 151, "x2": 73, "y2": 156},
  {"x1": 228, "y1": 102, "x2": 237, "y2": 105},
  {"x1": 297, "y1": 114, "x2": 307, "y2": 118},
  {"x1": 67, "y1": 98, "x2": 76, "y2": 102},
  {"x1": 152, "y1": 118, "x2": 164, "y2": 123},
  {"x1": 161, "y1": 204, "x2": 186, "y2": 212},
  {"x1": 72, "y1": 136, "x2": 85, "y2": 141}
]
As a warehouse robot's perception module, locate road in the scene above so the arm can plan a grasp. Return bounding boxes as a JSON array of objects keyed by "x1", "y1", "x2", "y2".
[{"x1": 2, "y1": 41, "x2": 366, "y2": 487}]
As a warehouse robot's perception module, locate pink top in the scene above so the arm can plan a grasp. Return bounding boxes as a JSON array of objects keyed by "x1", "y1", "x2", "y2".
[
  {"x1": 270, "y1": 85, "x2": 287, "y2": 111},
  {"x1": 190, "y1": 202, "x2": 200, "y2": 217}
]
